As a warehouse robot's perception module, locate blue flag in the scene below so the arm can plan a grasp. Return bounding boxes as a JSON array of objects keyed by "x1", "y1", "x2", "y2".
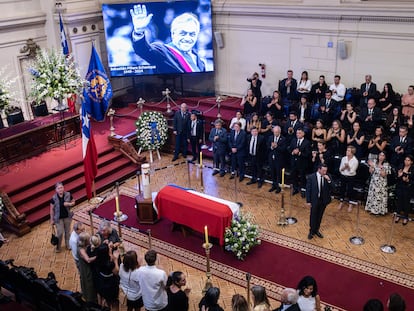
[
  {"x1": 59, "y1": 14, "x2": 69, "y2": 55},
  {"x1": 83, "y1": 45, "x2": 112, "y2": 122}
]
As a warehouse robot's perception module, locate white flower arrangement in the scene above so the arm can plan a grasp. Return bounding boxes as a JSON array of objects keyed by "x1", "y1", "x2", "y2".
[
  {"x1": 29, "y1": 49, "x2": 83, "y2": 102},
  {"x1": 136, "y1": 111, "x2": 168, "y2": 150},
  {"x1": 0, "y1": 67, "x2": 18, "y2": 112},
  {"x1": 225, "y1": 213, "x2": 261, "y2": 260}
]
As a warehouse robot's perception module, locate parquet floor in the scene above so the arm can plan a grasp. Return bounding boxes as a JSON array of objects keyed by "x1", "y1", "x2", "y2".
[{"x1": 1, "y1": 152, "x2": 414, "y2": 310}]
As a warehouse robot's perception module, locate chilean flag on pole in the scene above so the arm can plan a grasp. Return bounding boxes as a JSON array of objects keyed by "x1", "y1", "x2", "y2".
[
  {"x1": 59, "y1": 13, "x2": 69, "y2": 56},
  {"x1": 81, "y1": 102, "x2": 98, "y2": 199}
]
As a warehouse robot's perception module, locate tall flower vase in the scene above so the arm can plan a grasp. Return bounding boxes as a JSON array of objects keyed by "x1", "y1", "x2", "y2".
[{"x1": 54, "y1": 97, "x2": 67, "y2": 111}]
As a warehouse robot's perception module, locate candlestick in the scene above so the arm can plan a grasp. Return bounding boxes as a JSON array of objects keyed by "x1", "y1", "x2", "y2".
[
  {"x1": 200, "y1": 151, "x2": 203, "y2": 167},
  {"x1": 281, "y1": 168, "x2": 285, "y2": 188},
  {"x1": 115, "y1": 196, "x2": 120, "y2": 215},
  {"x1": 204, "y1": 226, "x2": 209, "y2": 245}
]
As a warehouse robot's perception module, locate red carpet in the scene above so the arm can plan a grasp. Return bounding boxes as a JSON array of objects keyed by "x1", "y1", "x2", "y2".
[{"x1": 93, "y1": 195, "x2": 414, "y2": 311}]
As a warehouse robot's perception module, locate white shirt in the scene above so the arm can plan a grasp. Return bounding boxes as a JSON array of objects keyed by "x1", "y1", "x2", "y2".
[
  {"x1": 69, "y1": 231, "x2": 79, "y2": 261},
  {"x1": 340, "y1": 156, "x2": 359, "y2": 177},
  {"x1": 329, "y1": 83, "x2": 346, "y2": 102},
  {"x1": 230, "y1": 117, "x2": 246, "y2": 130},
  {"x1": 137, "y1": 265, "x2": 168, "y2": 310},
  {"x1": 297, "y1": 295, "x2": 316, "y2": 311},
  {"x1": 297, "y1": 79, "x2": 312, "y2": 93},
  {"x1": 119, "y1": 263, "x2": 142, "y2": 301}
]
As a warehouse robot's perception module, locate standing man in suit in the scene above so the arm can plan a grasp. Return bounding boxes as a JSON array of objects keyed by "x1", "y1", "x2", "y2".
[
  {"x1": 268, "y1": 126, "x2": 286, "y2": 193},
  {"x1": 359, "y1": 74, "x2": 377, "y2": 108},
  {"x1": 229, "y1": 122, "x2": 247, "y2": 181},
  {"x1": 319, "y1": 90, "x2": 339, "y2": 127},
  {"x1": 306, "y1": 163, "x2": 332, "y2": 240},
  {"x1": 246, "y1": 126, "x2": 265, "y2": 188},
  {"x1": 187, "y1": 112, "x2": 203, "y2": 162},
  {"x1": 172, "y1": 103, "x2": 190, "y2": 161},
  {"x1": 209, "y1": 119, "x2": 228, "y2": 177},
  {"x1": 359, "y1": 98, "x2": 382, "y2": 135},
  {"x1": 389, "y1": 126, "x2": 413, "y2": 168},
  {"x1": 288, "y1": 128, "x2": 311, "y2": 195}
]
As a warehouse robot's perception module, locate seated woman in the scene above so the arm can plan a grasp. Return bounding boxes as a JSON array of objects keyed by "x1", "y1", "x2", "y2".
[
  {"x1": 338, "y1": 145, "x2": 359, "y2": 212},
  {"x1": 296, "y1": 95, "x2": 311, "y2": 125},
  {"x1": 267, "y1": 90, "x2": 284, "y2": 121},
  {"x1": 367, "y1": 126, "x2": 387, "y2": 161},
  {"x1": 326, "y1": 119, "x2": 346, "y2": 157},
  {"x1": 296, "y1": 275, "x2": 321, "y2": 311},
  {"x1": 311, "y1": 119, "x2": 327, "y2": 149},
  {"x1": 229, "y1": 111, "x2": 247, "y2": 130},
  {"x1": 297, "y1": 70, "x2": 312, "y2": 96},
  {"x1": 251, "y1": 285, "x2": 271, "y2": 311},
  {"x1": 347, "y1": 121, "x2": 365, "y2": 160},
  {"x1": 365, "y1": 151, "x2": 391, "y2": 215},
  {"x1": 167, "y1": 271, "x2": 190, "y2": 311},
  {"x1": 240, "y1": 88, "x2": 257, "y2": 121},
  {"x1": 246, "y1": 112, "x2": 261, "y2": 134}
]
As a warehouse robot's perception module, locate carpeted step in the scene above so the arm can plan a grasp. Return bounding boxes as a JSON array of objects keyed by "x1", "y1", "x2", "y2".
[
  {"x1": 11, "y1": 150, "x2": 124, "y2": 206},
  {"x1": 25, "y1": 161, "x2": 138, "y2": 226}
]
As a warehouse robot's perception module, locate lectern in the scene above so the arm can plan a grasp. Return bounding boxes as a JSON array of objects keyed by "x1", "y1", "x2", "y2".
[{"x1": 135, "y1": 194, "x2": 158, "y2": 224}]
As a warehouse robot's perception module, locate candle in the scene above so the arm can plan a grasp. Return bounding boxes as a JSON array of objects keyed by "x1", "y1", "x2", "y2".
[
  {"x1": 281, "y1": 168, "x2": 285, "y2": 188},
  {"x1": 200, "y1": 151, "x2": 203, "y2": 167},
  {"x1": 204, "y1": 225, "x2": 209, "y2": 245},
  {"x1": 115, "y1": 196, "x2": 120, "y2": 215}
]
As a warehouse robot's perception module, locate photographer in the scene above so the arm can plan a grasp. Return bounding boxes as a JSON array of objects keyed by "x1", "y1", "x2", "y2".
[{"x1": 247, "y1": 72, "x2": 262, "y2": 105}]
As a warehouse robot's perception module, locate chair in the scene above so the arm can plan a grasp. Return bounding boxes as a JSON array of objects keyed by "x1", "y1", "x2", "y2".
[{"x1": 57, "y1": 292, "x2": 83, "y2": 311}]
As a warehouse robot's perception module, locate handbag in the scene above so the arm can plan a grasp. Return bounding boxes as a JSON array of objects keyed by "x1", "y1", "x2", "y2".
[{"x1": 50, "y1": 225, "x2": 59, "y2": 246}]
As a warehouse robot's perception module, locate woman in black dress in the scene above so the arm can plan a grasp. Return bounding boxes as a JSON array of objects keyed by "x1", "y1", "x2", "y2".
[
  {"x1": 367, "y1": 126, "x2": 387, "y2": 161},
  {"x1": 379, "y1": 83, "x2": 398, "y2": 114},
  {"x1": 385, "y1": 107, "x2": 404, "y2": 139},
  {"x1": 240, "y1": 88, "x2": 258, "y2": 121},
  {"x1": 326, "y1": 119, "x2": 346, "y2": 157},
  {"x1": 347, "y1": 121, "x2": 366, "y2": 160},
  {"x1": 167, "y1": 271, "x2": 190, "y2": 311},
  {"x1": 395, "y1": 155, "x2": 414, "y2": 225}
]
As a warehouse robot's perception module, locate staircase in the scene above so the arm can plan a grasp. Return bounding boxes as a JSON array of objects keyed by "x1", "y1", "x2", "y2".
[{"x1": 8, "y1": 147, "x2": 140, "y2": 227}]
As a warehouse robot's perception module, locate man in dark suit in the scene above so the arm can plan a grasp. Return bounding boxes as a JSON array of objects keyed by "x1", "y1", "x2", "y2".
[
  {"x1": 278, "y1": 70, "x2": 298, "y2": 111},
  {"x1": 288, "y1": 128, "x2": 311, "y2": 195},
  {"x1": 187, "y1": 112, "x2": 203, "y2": 162},
  {"x1": 389, "y1": 125, "x2": 413, "y2": 168},
  {"x1": 268, "y1": 126, "x2": 286, "y2": 193},
  {"x1": 359, "y1": 98, "x2": 382, "y2": 135},
  {"x1": 283, "y1": 110, "x2": 303, "y2": 146},
  {"x1": 172, "y1": 103, "x2": 190, "y2": 161},
  {"x1": 209, "y1": 119, "x2": 228, "y2": 177},
  {"x1": 273, "y1": 288, "x2": 300, "y2": 311},
  {"x1": 306, "y1": 163, "x2": 332, "y2": 240},
  {"x1": 359, "y1": 74, "x2": 377, "y2": 108},
  {"x1": 319, "y1": 89, "x2": 339, "y2": 126},
  {"x1": 228, "y1": 122, "x2": 247, "y2": 181},
  {"x1": 246, "y1": 126, "x2": 265, "y2": 188}
]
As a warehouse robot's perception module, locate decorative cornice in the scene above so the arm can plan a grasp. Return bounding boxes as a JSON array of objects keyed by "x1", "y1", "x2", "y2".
[{"x1": 0, "y1": 13, "x2": 46, "y2": 31}]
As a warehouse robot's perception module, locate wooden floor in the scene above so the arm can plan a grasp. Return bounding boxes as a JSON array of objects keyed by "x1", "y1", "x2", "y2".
[{"x1": 1, "y1": 152, "x2": 413, "y2": 311}]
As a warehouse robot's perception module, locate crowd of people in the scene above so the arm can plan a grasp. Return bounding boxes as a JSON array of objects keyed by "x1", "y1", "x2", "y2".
[{"x1": 204, "y1": 70, "x2": 414, "y2": 224}]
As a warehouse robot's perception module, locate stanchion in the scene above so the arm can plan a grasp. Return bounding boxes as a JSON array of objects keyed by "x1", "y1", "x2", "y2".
[
  {"x1": 286, "y1": 184, "x2": 298, "y2": 225},
  {"x1": 187, "y1": 160, "x2": 192, "y2": 188},
  {"x1": 246, "y1": 273, "x2": 251, "y2": 307},
  {"x1": 380, "y1": 213, "x2": 397, "y2": 254},
  {"x1": 135, "y1": 170, "x2": 141, "y2": 194},
  {"x1": 88, "y1": 210, "x2": 94, "y2": 235},
  {"x1": 200, "y1": 162, "x2": 204, "y2": 193},
  {"x1": 147, "y1": 229, "x2": 152, "y2": 250},
  {"x1": 349, "y1": 200, "x2": 364, "y2": 245}
]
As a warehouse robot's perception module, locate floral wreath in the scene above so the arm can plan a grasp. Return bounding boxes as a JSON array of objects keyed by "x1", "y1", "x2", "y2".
[
  {"x1": 224, "y1": 212, "x2": 261, "y2": 260},
  {"x1": 136, "y1": 111, "x2": 168, "y2": 151}
]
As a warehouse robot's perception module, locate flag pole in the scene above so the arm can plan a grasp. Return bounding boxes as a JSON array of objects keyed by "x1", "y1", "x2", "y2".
[{"x1": 89, "y1": 180, "x2": 102, "y2": 204}]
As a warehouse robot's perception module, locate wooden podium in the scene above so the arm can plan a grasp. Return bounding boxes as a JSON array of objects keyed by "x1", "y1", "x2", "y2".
[{"x1": 135, "y1": 194, "x2": 158, "y2": 224}]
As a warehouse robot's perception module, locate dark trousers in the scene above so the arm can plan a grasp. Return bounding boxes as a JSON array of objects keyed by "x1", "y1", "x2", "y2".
[
  {"x1": 339, "y1": 175, "x2": 355, "y2": 201},
  {"x1": 213, "y1": 150, "x2": 226, "y2": 173},
  {"x1": 397, "y1": 184, "x2": 412, "y2": 217},
  {"x1": 269, "y1": 159, "x2": 282, "y2": 187},
  {"x1": 310, "y1": 199, "x2": 327, "y2": 234},
  {"x1": 174, "y1": 132, "x2": 188, "y2": 157},
  {"x1": 231, "y1": 153, "x2": 245, "y2": 177},
  {"x1": 290, "y1": 160, "x2": 307, "y2": 191},
  {"x1": 249, "y1": 155, "x2": 263, "y2": 181},
  {"x1": 189, "y1": 136, "x2": 201, "y2": 158}
]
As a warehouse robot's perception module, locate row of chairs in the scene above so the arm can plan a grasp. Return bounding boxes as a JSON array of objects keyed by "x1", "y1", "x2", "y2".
[{"x1": 0, "y1": 259, "x2": 108, "y2": 311}]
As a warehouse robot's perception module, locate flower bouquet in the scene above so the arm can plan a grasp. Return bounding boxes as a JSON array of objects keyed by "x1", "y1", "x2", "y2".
[
  {"x1": 224, "y1": 213, "x2": 261, "y2": 260},
  {"x1": 29, "y1": 49, "x2": 83, "y2": 104},
  {"x1": 136, "y1": 111, "x2": 168, "y2": 150},
  {"x1": 0, "y1": 67, "x2": 18, "y2": 112}
]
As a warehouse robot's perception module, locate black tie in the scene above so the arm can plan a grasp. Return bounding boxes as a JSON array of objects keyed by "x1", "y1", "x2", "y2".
[{"x1": 297, "y1": 139, "x2": 301, "y2": 147}]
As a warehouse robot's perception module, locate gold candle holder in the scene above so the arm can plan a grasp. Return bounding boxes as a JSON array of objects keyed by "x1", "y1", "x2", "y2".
[
  {"x1": 202, "y1": 242, "x2": 213, "y2": 293},
  {"x1": 277, "y1": 190, "x2": 288, "y2": 226}
]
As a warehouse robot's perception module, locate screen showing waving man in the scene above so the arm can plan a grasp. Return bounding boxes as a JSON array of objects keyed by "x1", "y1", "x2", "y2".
[{"x1": 130, "y1": 4, "x2": 206, "y2": 74}]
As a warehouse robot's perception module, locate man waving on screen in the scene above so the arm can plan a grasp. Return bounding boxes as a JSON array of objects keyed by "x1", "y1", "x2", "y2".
[{"x1": 130, "y1": 4, "x2": 206, "y2": 73}]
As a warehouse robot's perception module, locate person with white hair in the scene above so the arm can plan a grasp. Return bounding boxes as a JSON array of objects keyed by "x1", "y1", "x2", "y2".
[
  {"x1": 97, "y1": 220, "x2": 121, "y2": 249},
  {"x1": 130, "y1": 4, "x2": 206, "y2": 73},
  {"x1": 273, "y1": 288, "x2": 300, "y2": 311}
]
